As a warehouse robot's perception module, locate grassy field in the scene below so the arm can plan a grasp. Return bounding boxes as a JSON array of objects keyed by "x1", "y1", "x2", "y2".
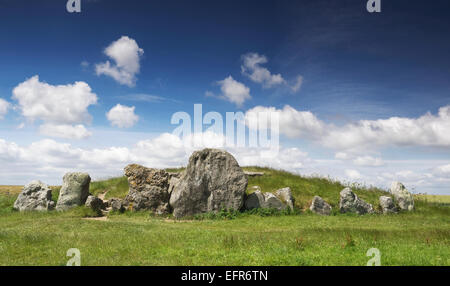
[{"x1": 0, "y1": 167, "x2": 448, "y2": 266}]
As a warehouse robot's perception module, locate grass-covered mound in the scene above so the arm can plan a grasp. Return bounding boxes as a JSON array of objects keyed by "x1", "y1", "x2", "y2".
[
  {"x1": 0, "y1": 167, "x2": 448, "y2": 266},
  {"x1": 87, "y1": 167, "x2": 390, "y2": 212}
]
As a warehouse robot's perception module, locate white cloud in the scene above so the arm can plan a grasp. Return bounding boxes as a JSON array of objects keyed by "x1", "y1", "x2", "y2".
[
  {"x1": 39, "y1": 124, "x2": 92, "y2": 140},
  {"x1": 246, "y1": 104, "x2": 450, "y2": 150},
  {"x1": 0, "y1": 134, "x2": 449, "y2": 194},
  {"x1": 245, "y1": 105, "x2": 325, "y2": 139},
  {"x1": 12, "y1": 75, "x2": 97, "y2": 124},
  {"x1": 11, "y1": 75, "x2": 97, "y2": 139},
  {"x1": 290, "y1": 75, "x2": 303, "y2": 92},
  {"x1": 241, "y1": 53, "x2": 285, "y2": 88},
  {"x1": 106, "y1": 104, "x2": 139, "y2": 128},
  {"x1": 353, "y1": 156, "x2": 384, "y2": 167},
  {"x1": 335, "y1": 152, "x2": 349, "y2": 160},
  {"x1": 0, "y1": 132, "x2": 310, "y2": 185},
  {"x1": 95, "y1": 36, "x2": 144, "y2": 87},
  {"x1": 0, "y1": 98, "x2": 10, "y2": 119},
  {"x1": 217, "y1": 76, "x2": 251, "y2": 107},
  {"x1": 324, "y1": 105, "x2": 450, "y2": 150},
  {"x1": 345, "y1": 169, "x2": 362, "y2": 180},
  {"x1": 434, "y1": 164, "x2": 450, "y2": 178}
]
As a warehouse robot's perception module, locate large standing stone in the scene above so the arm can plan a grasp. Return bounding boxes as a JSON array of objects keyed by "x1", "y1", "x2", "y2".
[
  {"x1": 123, "y1": 164, "x2": 170, "y2": 214},
  {"x1": 339, "y1": 188, "x2": 374, "y2": 215},
  {"x1": 170, "y1": 149, "x2": 248, "y2": 218},
  {"x1": 310, "y1": 196, "x2": 332, "y2": 216},
  {"x1": 390, "y1": 182, "x2": 414, "y2": 211},
  {"x1": 56, "y1": 173, "x2": 91, "y2": 211},
  {"x1": 379, "y1": 196, "x2": 398, "y2": 214},
  {"x1": 168, "y1": 175, "x2": 180, "y2": 196},
  {"x1": 275, "y1": 187, "x2": 295, "y2": 210},
  {"x1": 13, "y1": 181, "x2": 55, "y2": 211}
]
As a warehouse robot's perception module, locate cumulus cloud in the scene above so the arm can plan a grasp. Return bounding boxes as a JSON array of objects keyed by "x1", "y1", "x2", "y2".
[
  {"x1": 0, "y1": 133, "x2": 449, "y2": 194},
  {"x1": 0, "y1": 98, "x2": 10, "y2": 119},
  {"x1": 434, "y1": 164, "x2": 450, "y2": 178},
  {"x1": 323, "y1": 106, "x2": 450, "y2": 151},
  {"x1": 95, "y1": 36, "x2": 144, "y2": 87},
  {"x1": 216, "y1": 76, "x2": 251, "y2": 107},
  {"x1": 0, "y1": 132, "x2": 311, "y2": 185},
  {"x1": 241, "y1": 53, "x2": 285, "y2": 88},
  {"x1": 245, "y1": 105, "x2": 325, "y2": 139},
  {"x1": 12, "y1": 76, "x2": 97, "y2": 124},
  {"x1": 12, "y1": 75, "x2": 97, "y2": 139},
  {"x1": 335, "y1": 152, "x2": 350, "y2": 160},
  {"x1": 345, "y1": 169, "x2": 362, "y2": 180},
  {"x1": 39, "y1": 124, "x2": 92, "y2": 140},
  {"x1": 246, "y1": 104, "x2": 450, "y2": 151},
  {"x1": 106, "y1": 104, "x2": 139, "y2": 128},
  {"x1": 353, "y1": 156, "x2": 384, "y2": 167},
  {"x1": 241, "y1": 53, "x2": 304, "y2": 93}
]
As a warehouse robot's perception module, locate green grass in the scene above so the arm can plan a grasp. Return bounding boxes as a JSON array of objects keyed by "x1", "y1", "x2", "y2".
[
  {"x1": 0, "y1": 167, "x2": 448, "y2": 266},
  {"x1": 90, "y1": 176, "x2": 129, "y2": 199}
]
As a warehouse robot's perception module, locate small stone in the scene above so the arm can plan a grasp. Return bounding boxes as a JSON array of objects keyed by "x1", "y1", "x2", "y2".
[
  {"x1": 339, "y1": 188, "x2": 374, "y2": 215},
  {"x1": 85, "y1": 195, "x2": 105, "y2": 212},
  {"x1": 275, "y1": 187, "x2": 295, "y2": 210},
  {"x1": 244, "y1": 190, "x2": 265, "y2": 210},
  {"x1": 379, "y1": 196, "x2": 398, "y2": 214},
  {"x1": 310, "y1": 196, "x2": 332, "y2": 215}
]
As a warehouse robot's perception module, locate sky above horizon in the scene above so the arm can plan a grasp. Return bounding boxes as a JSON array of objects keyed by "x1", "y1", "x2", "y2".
[{"x1": 0, "y1": 0, "x2": 449, "y2": 194}]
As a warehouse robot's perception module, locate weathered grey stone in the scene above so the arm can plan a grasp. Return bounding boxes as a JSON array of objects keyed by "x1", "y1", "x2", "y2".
[
  {"x1": 244, "y1": 190, "x2": 265, "y2": 210},
  {"x1": 390, "y1": 182, "x2": 414, "y2": 211},
  {"x1": 13, "y1": 181, "x2": 55, "y2": 211},
  {"x1": 263, "y1": 192, "x2": 287, "y2": 210},
  {"x1": 339, "y1": 188, "x2": 374, "y2": 215},
  {"x1": 170, "y1": 148, "x2": 248, "y2": 218},
  {"x1": 244, "y1": 189, "x2": 288, "y2": 211},
  {"x1": 168, "y1": 176, "x2": 180, "y2": 196},
  {"x1": 85, "y1": 195, "x2": 105, "y2": 212},
  {"x1": 56, "y1": 173, "x2": 91, "y2": 211},
  {"x1": 109, "y1": 198, "x2": 125, "y2": 212},
  {"x1": 123, "y1": 164, "x2": 170, "y2": 214},
  {"x1": 310, "y1": 196, "x2": 332, "y2": 215},
  {"x1": 379, "y1": 196, "x2": 398, "y2": 214},
  {"x1": 275, "y1": 187, "x2": 295, "y2": 210}
]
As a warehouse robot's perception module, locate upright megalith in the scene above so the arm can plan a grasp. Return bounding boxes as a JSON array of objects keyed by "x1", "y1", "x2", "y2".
[
  {"x1": 170, "y1": 148, "x2": 248, "y2": 218},
  {"x1": 13, "y1": 180, "x2": 55, "y2": 211},
  {"x1": 339, "y1": 188, "x2": 374, "y2": 215},
  {"x1": 123, "y1": 164, "x2": 171, "y2": 214},
  {"x1": 390, "y1": 182, "x2": 414, "y2": 211},
  {"x1": 56, "y1": 172, "x2": 91, "y2": 211}
]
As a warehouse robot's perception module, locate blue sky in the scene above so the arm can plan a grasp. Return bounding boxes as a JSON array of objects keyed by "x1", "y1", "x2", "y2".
[{"x1": 0, "y1": 0, "x2": 449, "y2": 194}]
